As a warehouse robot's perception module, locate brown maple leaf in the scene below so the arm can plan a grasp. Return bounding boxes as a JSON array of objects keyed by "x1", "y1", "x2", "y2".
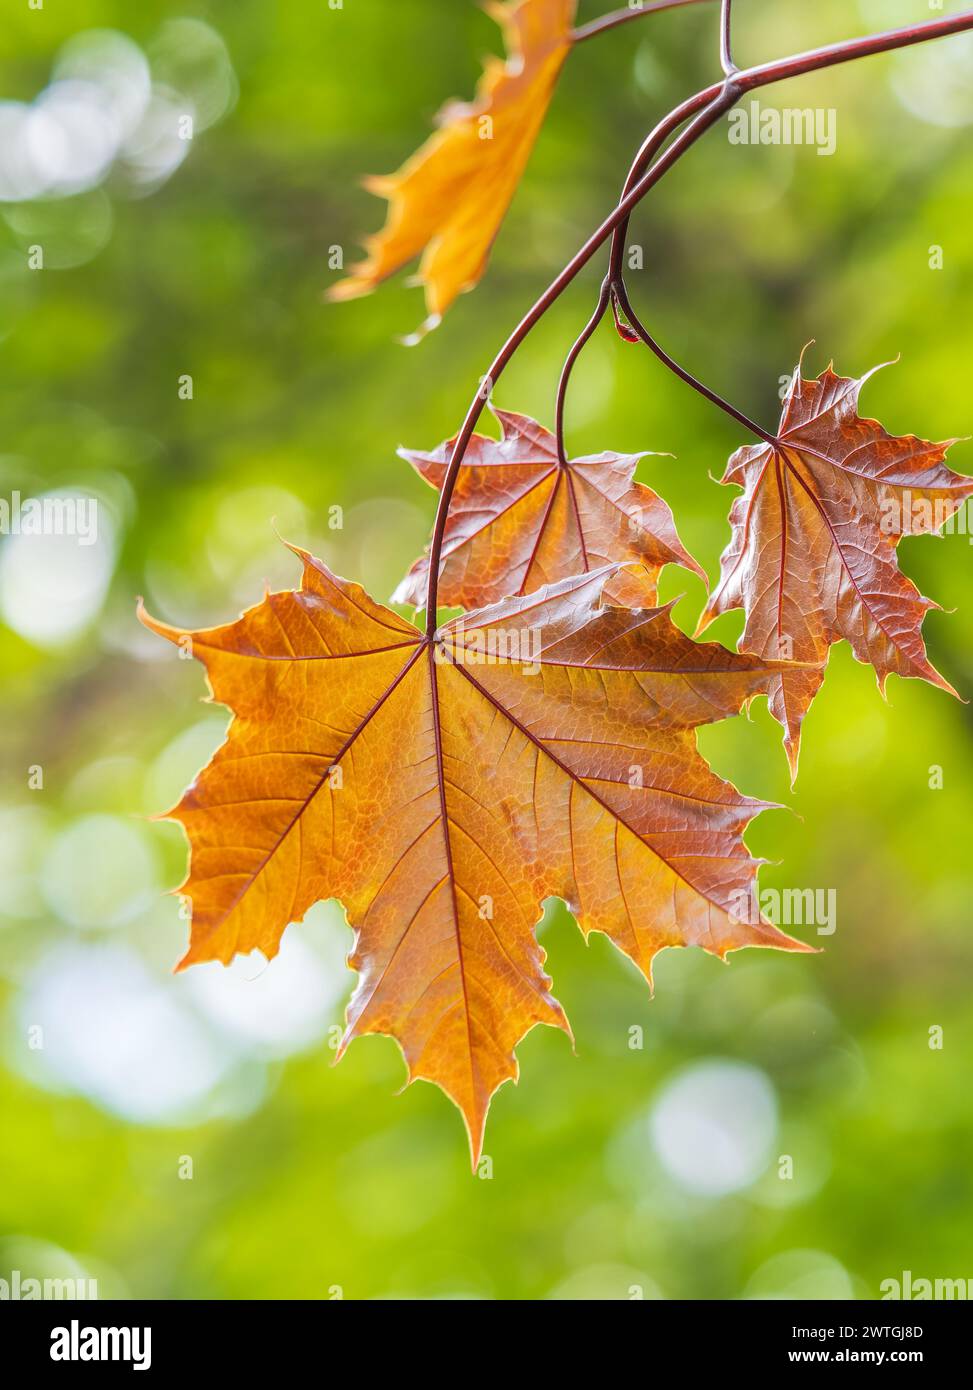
[
  {"x1": 139, "y1": 549, "x2": 811, "y2": 1162},
  {"x1": 394, "y1": 408, "x2": 705, "y2": 610},
  {"x1": 698, "y1": 357, "x2": 973, "y2": 778},
  {"x1": 328, "y1": 0, "x2": 577, "y2": 337}
]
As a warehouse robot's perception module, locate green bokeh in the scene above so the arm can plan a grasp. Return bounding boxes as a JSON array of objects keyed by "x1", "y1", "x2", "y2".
[{"x1": 1, "y1": 0, "x2": 971, "y2": 1301}]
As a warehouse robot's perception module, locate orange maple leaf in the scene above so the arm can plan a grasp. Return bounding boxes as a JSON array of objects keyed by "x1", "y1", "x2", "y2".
[
  {"x1": 140, "y1": 549, "x2": 811, "y2": 1162},
  {"x1": 328, "y1": 0, "x2": 577, "y2": 337},
  {"x1": 698, "y1": 357, "x2": 973, "y2": 778},
  {"x1": 394, "y1": 408, "x2": 705, "y2": 608}
]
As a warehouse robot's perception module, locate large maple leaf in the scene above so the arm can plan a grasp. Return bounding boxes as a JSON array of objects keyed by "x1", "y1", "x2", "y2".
[
  {"x1": 394, "y1": 408, "x2": 704, "y2": 609},
  {"x1": 698, "y1": 358, "x2": 973, "y2": 778},
  {"x1": 140, "y1": 549, "x2": 810, "y2": 1161},
  {"x1": 328, "y1": 0, "x2": 576, "y2": 337}
]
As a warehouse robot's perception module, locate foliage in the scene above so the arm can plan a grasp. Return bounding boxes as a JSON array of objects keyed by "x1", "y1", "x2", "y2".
[
  {"x1": 3, "y1": 0, "x2": 973, "y2": 1300},
  {"x1": 145, "y1": 1, "x2": 972, "y2": 1156}
]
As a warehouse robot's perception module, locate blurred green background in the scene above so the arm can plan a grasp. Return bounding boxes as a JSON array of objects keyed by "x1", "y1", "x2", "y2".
[{"x1": 1, "y1": 0, "x2": 972, "y2": 1301}]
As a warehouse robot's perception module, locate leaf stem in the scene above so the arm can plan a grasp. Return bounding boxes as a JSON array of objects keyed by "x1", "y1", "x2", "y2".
[
  {"x1": 554, "y1": 278, "x2": 612, "y2": 466},
  {"x1": 720, "y1": 0, "x2": 736, "y2": 74},
  {"x1": 572, "y1": 0, "x2": 713, "y2": 46},
  {"x1": 611, "y1": 278, "x2": 778, "y2": 446},
  {"x1": 423, "y1": 8, "x2": 973, "y2": 632}
]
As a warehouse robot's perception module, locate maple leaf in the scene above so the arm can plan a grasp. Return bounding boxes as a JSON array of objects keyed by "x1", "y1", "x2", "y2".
[
  {"x1": 139, "y1": 549, "x2": 811, "y2": 1162},
  {"x1": 328, "y1": 0, "x2": 577, "y2": 337},
  {"x1": 698, "y1": 356, "x2": 973, "y2": 778},
  {"x1": 394, "y1": 408, "x2": 705, "y2": 610}
]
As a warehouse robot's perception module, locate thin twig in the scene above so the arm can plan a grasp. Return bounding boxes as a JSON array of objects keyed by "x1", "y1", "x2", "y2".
[
  {"x1": 720, "y1": 0, "x2": 737, "y2": 74},
  {"x1": 572, "y1": 0, "x2": 713, "y2": 45}
]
